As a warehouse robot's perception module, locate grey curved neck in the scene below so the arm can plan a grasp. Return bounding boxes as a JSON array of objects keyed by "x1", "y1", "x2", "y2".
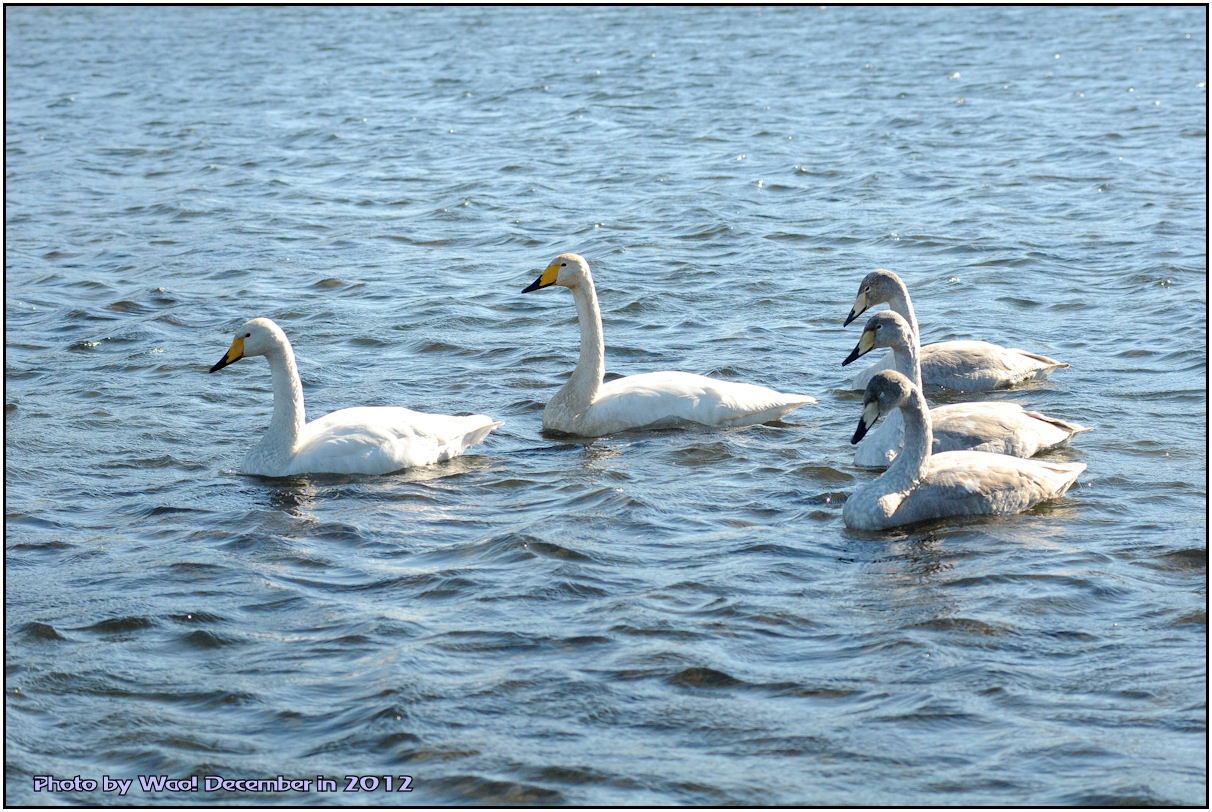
[
  {"x1": 887, "y1": 282, "x2": 920, "y2": 340},
  {"x1": 889, "y1": 337, "x2": 923, "y2": 391},
  {"x1": 881, "y1": 387, "x2": 931, "y2": 487}
]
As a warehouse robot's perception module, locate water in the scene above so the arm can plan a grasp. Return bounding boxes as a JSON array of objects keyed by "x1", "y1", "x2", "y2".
[{"x1": 5, "y1": 5, "x2": 1206, "y2": 806}]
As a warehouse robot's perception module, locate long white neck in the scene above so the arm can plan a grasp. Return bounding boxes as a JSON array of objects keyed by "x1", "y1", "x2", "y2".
[
  {"x1": 887, "y1": 281, "x2": 920, "y2": 341},
  {"x1": 550, "y1": 276, "x2": 605, "y2": 416},
  {"x1": 877, "y1": 387, "x2": 932, "y2": 489},
  {"x1": 259, "y1": 337, "x2": 306, "y2": 455},
  {"x1": 889, "y1": 333, "x2": 923, "y2": 391}
]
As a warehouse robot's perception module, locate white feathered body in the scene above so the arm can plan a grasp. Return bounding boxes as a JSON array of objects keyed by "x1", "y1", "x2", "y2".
[
  {"x1": 244, "y1": 407, "x2": 502, "y2": 477},
  {"x1": 541, "y1": 370, "x2": 815, "y2": 436}
]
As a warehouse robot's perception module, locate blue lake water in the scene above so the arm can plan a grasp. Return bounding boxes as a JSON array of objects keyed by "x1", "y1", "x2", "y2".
[{"x1": 4, "y1": 5, "x2": 1206, "y2": 806}]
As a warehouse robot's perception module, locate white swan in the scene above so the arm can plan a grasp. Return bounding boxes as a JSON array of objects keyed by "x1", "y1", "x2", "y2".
[
  {"x1": 844, "y1": 269, "x2": 1068, "y2": 392},
  {"x1": 209, "y1": 318, "x2": 501, "y2": 476},
  {"x1": 843, "y1": 311, "x2": 1091, "y2": 468},
  {"x1": 521, "y1": 253, "x2": 815, "y2": 436},
  {"x1": 842, "y1": 370, "x2": 1086, "y2": 531}
]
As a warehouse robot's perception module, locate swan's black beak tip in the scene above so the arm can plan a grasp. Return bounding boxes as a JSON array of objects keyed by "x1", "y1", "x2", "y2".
[{"x1": 851, "y1": 418, "x2": 869, "y2": 445}]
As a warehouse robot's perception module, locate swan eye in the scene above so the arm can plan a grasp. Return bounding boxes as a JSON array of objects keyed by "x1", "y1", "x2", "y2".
[{"x1": 244, "y1": 333, "x2": 251, "y2": 338}]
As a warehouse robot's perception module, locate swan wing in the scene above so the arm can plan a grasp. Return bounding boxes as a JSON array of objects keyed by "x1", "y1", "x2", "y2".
[
  {"x1": 849, "y1": 450, "x2": 1085, "y2": 531},
  {"x1": 895, "y1": 451, "x2": 1086, "y2": 522},
  {"x1": 285, "y1": 407, "x2": 501, "y2": 475},
  {"x1": 581, "y1": 371, "x2": 814, "y2": 435},
  {"x1": 918, "y1": 341, "x2": 1068, "y2": 392},
  {"x1": 930, "y1": 401, "x2": 1089, "y2": 457}
]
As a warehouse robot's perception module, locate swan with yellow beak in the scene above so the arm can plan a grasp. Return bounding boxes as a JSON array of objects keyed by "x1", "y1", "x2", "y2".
[
  {"x1": 209, "y1": 317, "x2": 501, "y2": 476},
  {"x1": 521, "y1": 253, "x2": 815, "y2": 436}
]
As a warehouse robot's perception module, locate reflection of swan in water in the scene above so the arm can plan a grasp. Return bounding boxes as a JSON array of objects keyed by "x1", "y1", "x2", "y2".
[
  {"x1": 522, "y1": 253, "x2": 814, "y2": 436},
  {"x1": 266, "y1": 480, "x2": 319, "y2": 514},
  {"x1": 843, "y1": 311, "x2": 1090, "y2": 468},
  {"x1": 209, "y1": 317, "x2": 501, "y2": 476},
  {"x1": 843, "y1": 269, "x2": 1068, "y2": 392},
  {"x1": 843, "y1": 370, "x2": 1086, "y2": 531}
]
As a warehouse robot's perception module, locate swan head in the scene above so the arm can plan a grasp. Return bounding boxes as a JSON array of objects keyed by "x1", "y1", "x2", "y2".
[
  {"x1": 844, "y1": 268, "x2": 905, "y2": 326},
  {"x1": 522, "y1": 252, "x2": 591, "y2": 293},
  {"x1": 842, "y1": 311, "x2": 914, "y2": 366},
  {"x1": 209, "y1": 317, "x2": 287, "y2": 373},
  {"x1": 851, "y1": 369, "x2": 915, "y2": 444}
]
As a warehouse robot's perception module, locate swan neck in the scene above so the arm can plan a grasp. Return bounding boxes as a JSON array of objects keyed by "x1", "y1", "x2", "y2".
[
  {"x1": 265, "y1": 340, "x2": 306, "y2": 447},
  {"x1": 889, "y1": 283, "x2": 920, "y2": 340},
  {"x1": 882, "y1": 387, "x2": 932, "y2": 486},
  {"x1": 556, "y1": 278, "x2": 605, "y2": 412},
  {"x1": 891, "y1": 339, "x2": 923, "y2": 391}
]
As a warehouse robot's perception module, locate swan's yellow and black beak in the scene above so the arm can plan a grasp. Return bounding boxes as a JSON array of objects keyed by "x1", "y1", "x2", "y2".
[
  {"x1": 522, "y1": 262, "x2": 561, "y2": 293},
  {"x1": 842, "y1": 327, "x2": 876, "y2": 367},
  {"x1": 209, "y1": 336, "x2": 245, "y2": 373},
  {"x1": 851, "y1": 400, "x2": 881, "y2": 444},
  {"x1": 843, "y1": 290, "x2": 868, "y2": 327}
]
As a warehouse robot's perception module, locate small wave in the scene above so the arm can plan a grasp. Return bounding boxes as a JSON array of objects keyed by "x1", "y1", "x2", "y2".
[
  {"x1": 427, "y1": 774, "x2": 566, "y2": 805},
  {"x1": 1146, "y1": 547, "x2": 1207, "y2": 572},
  {"x1": 668, "y1": 666, "x2": 746, "y2": 688},
  {"x1": 17, "y1": 621, "x2": 67, "y2": 642},
  {"x1": 906, "y1": 616, "x2": 1017, "y2": 636},
  {"x1": 79, "y1": 616, "x2": 155, "y2": 634},
  {"x1": 180, "y1": 629, "x2": 238, "y2": 649}
]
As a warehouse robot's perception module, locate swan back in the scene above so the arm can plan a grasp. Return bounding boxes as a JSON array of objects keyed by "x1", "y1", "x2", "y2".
[
  {"x1": 572, "y1": 371, "x2": 814, "y2": 435},
  {"x1": 277, "y1": 408, "x2": 501, "y2": 476},
  {"x1": 915, "y1": 341, "x2": 1068, "y2": 391}
]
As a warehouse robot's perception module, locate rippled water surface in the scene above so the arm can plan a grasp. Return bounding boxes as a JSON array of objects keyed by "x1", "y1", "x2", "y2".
[{"x1": 5, "y1": 5, "x2": 1207, "y2": 806}]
